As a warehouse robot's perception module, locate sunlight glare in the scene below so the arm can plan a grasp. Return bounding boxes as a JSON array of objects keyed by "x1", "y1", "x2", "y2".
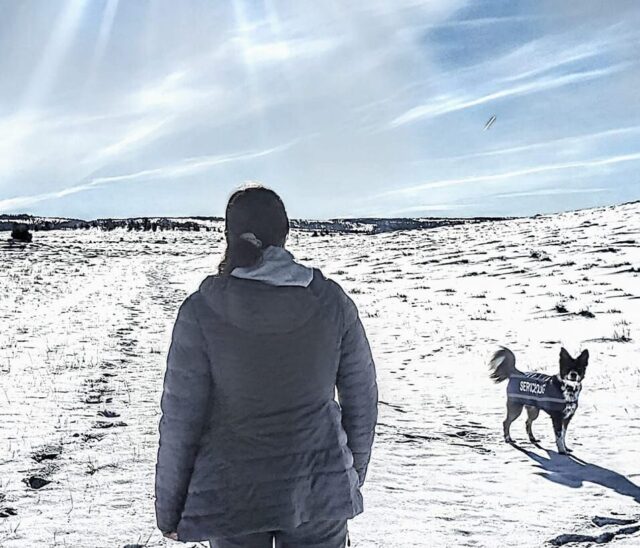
[{"x1": 22, "y1": 0, "x2": 88, "y2": 109}]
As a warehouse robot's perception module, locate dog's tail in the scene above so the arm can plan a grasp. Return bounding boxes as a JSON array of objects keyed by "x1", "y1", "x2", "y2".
[{"x1": 488, "y1": 346, "x2": 521, "y2": 383}]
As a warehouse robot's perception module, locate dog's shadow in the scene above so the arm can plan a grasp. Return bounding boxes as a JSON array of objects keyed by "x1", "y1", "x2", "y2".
[{"x1": 512, "y1": 443, "x2": 640, "y2": 503}]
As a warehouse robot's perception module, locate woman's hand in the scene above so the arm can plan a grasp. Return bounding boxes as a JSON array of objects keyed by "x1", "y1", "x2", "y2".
[{"x1": 163, "y1": 531, "x2": 179, "y2": 541}]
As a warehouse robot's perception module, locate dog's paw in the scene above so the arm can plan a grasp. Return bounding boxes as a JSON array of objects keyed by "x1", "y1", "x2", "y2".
[{"x1": 504, "y1": 436, "x2": 514, "y2": 444}]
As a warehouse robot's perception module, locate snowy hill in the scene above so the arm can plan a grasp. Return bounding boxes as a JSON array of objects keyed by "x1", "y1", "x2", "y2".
[{"x1": 0, "y1": 201, "x2": 638, "y2": 547}]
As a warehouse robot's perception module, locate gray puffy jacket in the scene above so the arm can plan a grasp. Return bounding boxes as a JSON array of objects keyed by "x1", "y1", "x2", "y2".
[{"x1": 154, "y1": 268, "x2": 378, "y2": 541}]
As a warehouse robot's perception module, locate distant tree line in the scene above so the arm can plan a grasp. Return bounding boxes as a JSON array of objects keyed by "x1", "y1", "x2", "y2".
[
  {"x1": 88, "y1": 218, "x2": 223, "y2": 232},
  {"x1": 1, "y1": 215, "x2": 225, "y2": 235},
  {"x1": 2, "y1": 213, "x2": 513, "y2": 242}
]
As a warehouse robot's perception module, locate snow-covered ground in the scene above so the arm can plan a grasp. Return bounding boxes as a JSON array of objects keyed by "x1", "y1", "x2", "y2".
[{"x1": 0, "y1": 202, "x2": 639, "y2": 547}]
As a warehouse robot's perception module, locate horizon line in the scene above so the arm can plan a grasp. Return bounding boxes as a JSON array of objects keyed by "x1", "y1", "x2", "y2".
[{"x1": 1, "y1": 198, "x2": 639, "y2": 224}]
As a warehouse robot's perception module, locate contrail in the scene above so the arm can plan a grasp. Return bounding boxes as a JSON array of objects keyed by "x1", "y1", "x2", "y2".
[{"x1": 484, "y1": 115, "x2": 496, "y2": 130}]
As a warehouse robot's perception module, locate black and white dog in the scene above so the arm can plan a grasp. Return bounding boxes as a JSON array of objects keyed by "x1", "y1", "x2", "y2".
[{"x1": 488, "y1": 346, "x2": 589, "y2": 454}]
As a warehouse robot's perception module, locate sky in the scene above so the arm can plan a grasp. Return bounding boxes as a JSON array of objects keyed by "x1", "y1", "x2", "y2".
[{"x1": 0, "y1": 0, "x2": 639, "y2": 220}]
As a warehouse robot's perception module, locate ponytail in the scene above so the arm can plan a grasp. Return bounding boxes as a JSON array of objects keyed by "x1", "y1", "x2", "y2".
[
  {"x1": 217, "y1": 184, "x2": 289, "y2": 276},
  {"x1": 219, "y1": 231, "x2": 264, "y2": 275}
]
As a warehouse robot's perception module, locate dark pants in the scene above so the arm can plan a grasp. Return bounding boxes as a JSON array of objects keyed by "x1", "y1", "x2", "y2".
[{"x1": 209, "y1": 519, "x2": 349, "y2": 548}]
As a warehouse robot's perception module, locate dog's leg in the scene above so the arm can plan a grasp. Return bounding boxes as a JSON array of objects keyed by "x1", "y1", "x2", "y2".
[
  {"x1": 503, "y1": 401, "x2": 523, "y2": 443},
  {"x1": 525, "y1": 406, "x2": 540, "y2": 443},
  {"x1": 552, "y1": 415, "x2": 567, "y2": 454},
  {"x1": 562, "y1": 417, "x2": 573, "y2": 453}
]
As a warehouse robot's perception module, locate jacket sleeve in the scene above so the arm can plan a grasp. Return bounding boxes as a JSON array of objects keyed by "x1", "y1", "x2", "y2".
[
  {"x1": 155, "y1": 294, "x2": 212, "y2": 534},
  {"x1": 336, "y1": 291, "x2": 378, "y2": 487}
]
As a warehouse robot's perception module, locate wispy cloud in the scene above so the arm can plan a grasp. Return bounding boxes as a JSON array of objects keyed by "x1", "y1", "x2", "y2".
[
  {"x1": 493, "y1": 187, "x2": 609, "y2": 199},
  {"x1": 373, "y1": 151, "x2": 640, "y2": 198},
  {"x1": 390, "y1": 64, "x2": 627, "y2": 127},
  {"x1": 239, "y1": 37, "x2": 340, "y2": 63},
  {"x1": 90, "y1": 118, "x2": 171, "y2": 164},
  {"x1": 412, "y1": 125, "x2": 640, "y2": 164},
  {"x1": 0, "y1": 184, "x2": 92, "y2": 212},
  {"x1": 0, "y1": 141, "x2": 297, "y2": 213},
  {"x1": 379, "y1": 203, "x2": 474, "y2": 215},
  {"x1": 91, "y1": 140, "x2": 298, "y2": 185},
  {"x1": 422, "y1": 16, "x2": 533, "y2": 29}
]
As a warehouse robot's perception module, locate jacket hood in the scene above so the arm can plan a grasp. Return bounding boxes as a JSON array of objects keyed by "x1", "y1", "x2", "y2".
[
  {"x1": 230, "y1": 245, "x2": 314, "y2": 287},
  {"x1": 197, "y1": 247, "x2": 324, "y2": 334}
]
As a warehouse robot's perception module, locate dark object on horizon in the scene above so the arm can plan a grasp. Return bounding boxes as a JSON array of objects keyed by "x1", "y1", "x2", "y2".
[
  {"x1": 10, "y1": 223, "x2": 33, "y2": 242},
  {"x1": 484, "y1": 115, "x2": 496, "y2": 130},
  {"x1": 24, "y1": 476, "x2": 51, "y2": 489},
  {"x1": 0, "y1": 507, "x2": 17, "y2": 518}
]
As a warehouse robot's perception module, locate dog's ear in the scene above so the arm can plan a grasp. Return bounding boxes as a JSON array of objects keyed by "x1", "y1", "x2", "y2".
[
  {"x1": 559, "y1": 347, "x2": 572, "y2": 361},
  {"x1": 577, "y1": 349, "x2": 589, "y2": 367}
]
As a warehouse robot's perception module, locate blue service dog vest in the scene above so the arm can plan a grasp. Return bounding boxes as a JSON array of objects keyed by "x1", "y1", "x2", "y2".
[{"x1": 506, "y1": 372, "x2": 566, "y2": 413}]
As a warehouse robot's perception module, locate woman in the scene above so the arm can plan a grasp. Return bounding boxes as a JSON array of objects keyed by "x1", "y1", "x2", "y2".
[{"x1": 155, "y1": 183, "x2": 378, "y2": 547}]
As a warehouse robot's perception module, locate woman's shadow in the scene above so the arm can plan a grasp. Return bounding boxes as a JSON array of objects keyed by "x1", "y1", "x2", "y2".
[{"x1": 511, "y1": 443, "x2": 640, "y2": 503}]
